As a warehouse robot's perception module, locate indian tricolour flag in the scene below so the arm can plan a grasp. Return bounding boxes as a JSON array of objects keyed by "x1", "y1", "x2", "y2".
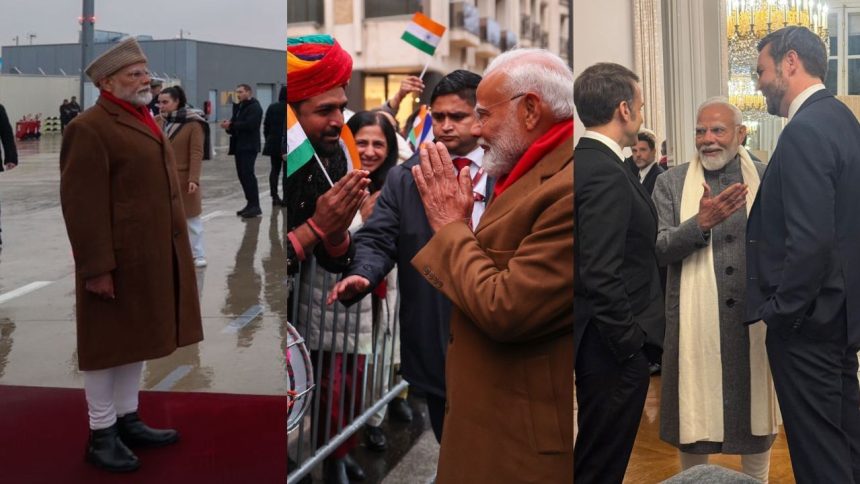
[
  {"x1": 401, "y1": 12, "x2": 446, "y2": 56},
  {"x1": 286, "y1": 105, "x2": 315, "y2": 178},
  {"x1": 340, "y1": 125, "x2": 361, "y2": 171},
  {"x1": 407, "y1": 104, "x2": 433, "y2": 150}
]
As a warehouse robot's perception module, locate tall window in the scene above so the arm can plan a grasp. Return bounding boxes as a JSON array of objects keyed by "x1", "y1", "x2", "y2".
[
  {"x1": 824, "y1": 8, "x2": 860, "y2": 95},
  {"x1": 366, "y1": 0, "x2": 423, "y2": 18},
  {"x1": 287, "y1": 0, "x2": 323, "y2": 24}
]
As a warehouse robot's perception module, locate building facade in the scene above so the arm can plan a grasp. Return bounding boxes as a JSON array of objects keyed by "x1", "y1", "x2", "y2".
[
  {"x1": 1, "y1": 38, "x2": 285, "y2": 121},
  {"x1": 288, "y1": 0, "x2": 572, "y2": 124}
]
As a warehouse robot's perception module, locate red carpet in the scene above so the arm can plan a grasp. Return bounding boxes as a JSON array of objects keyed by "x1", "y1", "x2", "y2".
[{"x1": 0, "y1": 385, "x2": 286, "y2": 483}]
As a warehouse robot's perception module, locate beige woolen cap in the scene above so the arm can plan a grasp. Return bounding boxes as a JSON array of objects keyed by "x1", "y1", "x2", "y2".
[{"x1": 85, "y1": 37, "x2": 148, "y2": 84}]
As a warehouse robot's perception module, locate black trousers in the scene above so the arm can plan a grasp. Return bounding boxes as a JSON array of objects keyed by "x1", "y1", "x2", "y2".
[
  {"x1": 574, "y1": 322, "x2": 650, "y2": 484},
  {"x1": 425, "y1": 393, "x2": 445, "y2": 444},
  {"x1": 234, "y1": 151, "x2": 259, "y2": 208},
  {"x1": 269, "y1": 154, "x2": 286, "y2": 200},
  {"x1": 766, "y1": 315, "x2": 860, "y2": 483}
]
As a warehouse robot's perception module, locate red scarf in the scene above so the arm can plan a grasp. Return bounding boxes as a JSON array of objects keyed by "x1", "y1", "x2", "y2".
[
  {"x1": 100, "y1": 90, "x2": 162, "y2": 140},
  {"x1": 492, "y1": 119, "x2": 574, "y2": 198}
]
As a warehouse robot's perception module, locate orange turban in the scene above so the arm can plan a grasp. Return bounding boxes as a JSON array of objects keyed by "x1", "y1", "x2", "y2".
[{"x1": 287, "y1": 35, "x2": 353, "y2": 103}]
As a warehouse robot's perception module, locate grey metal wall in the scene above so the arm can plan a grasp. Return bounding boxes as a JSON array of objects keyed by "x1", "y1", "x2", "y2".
[
  {"x1": 196, "y1": 42, "x2": 285, "y2": 121},
  {"x1": 0, "y1": 39, "x2": 285, "y2": 121}
]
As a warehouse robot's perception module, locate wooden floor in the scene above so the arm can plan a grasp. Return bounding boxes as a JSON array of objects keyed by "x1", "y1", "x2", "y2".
[
  {"x1": 574, "y1": 374, "x2": 797, "y2": 482},
  {"x1": 623, "y1": 375, "x2": 795, "y2": 483}
]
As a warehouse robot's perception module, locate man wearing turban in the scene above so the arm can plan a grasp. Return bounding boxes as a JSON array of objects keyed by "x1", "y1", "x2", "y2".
[{"x1": 285, "y1": 34, "x2": 370, "y2": 484}]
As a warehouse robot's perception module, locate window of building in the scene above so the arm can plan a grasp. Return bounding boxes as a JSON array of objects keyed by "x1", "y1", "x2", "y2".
[
  {"x1": 287, "y1": 0, "x2": 323, "y2": 24},
  {"x1": 824, "y1": 8, "x2": 860, "y2": 95},
  {"x1": 365, "y1": 0, "x2": 423, "y2": 18},
  {"x1": 363, "y1": 74, "x2": 420, "y2": 131}
]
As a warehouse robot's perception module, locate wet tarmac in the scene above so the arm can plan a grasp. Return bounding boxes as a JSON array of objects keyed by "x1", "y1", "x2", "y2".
[{"x1": 0, "y1": 129, "x2": 289, "y2": 395}]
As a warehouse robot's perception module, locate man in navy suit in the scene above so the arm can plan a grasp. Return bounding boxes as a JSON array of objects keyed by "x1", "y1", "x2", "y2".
[
  {"x1": 574, "y1": 63, "x2": 664, "y2": 484},
  {"x1": 327, "y1": 70, "x2": 493, "y2": 446},
  {"x1": 747, "y1": 26, "x2": 860, "y2": 483}
]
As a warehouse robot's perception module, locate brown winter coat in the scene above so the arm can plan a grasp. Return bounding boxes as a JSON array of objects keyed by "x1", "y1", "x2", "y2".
[
  {"x1": 158, "y1": 118, "x2": 204, "y2": 217},
  {"x1": 411, "y1": 138, "x2": 574, "y2": 483},
  {"x1": 60, "y1": 97, "x2": 203, "y2": 371}
]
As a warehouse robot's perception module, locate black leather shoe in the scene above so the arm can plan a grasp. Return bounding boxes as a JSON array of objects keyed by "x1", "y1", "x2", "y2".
[
  {"x1": 364, "y1": 425, "x2": 387, "y2": 452},
  {"x1": 342, "y1": 454, "x2": 366, "y2": 481},
  {"x1": 388, "y1": 397, "x2": 413, "y2": 423},
  {"x1": 116, "y1": 412, "x2": 179, "y2": 448},
  {"x1": 241, "y1": 206, "x2": 262, "y2": 218},
  {"x1": 236, "y1": 205, "x2": 251, "y2": 216},
  {"x1": 85, "y1": 424, "x2": 140, "y2": 473},
  {"x1": 323, "y1": 458, "x2": 350, "y2": 484},
  {"x1": 272, "y1": 195, "x2": 282, "y2": 207}
]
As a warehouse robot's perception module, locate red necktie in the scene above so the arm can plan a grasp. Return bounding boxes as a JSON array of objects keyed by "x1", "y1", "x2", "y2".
[{"x1": 452, "y1": 157, "x2": 471, "y2": 172}]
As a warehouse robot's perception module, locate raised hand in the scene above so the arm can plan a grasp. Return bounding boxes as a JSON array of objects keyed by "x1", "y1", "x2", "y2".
[
  {"x1": 310, "y1": 170, "x2": 370, "y2": 242},
  {"x1": 697, "y1": 182, "x2": 748, "y2": 231},
  {"x1": 411, "y1": 141, "x2": 474, "y2": 233}
]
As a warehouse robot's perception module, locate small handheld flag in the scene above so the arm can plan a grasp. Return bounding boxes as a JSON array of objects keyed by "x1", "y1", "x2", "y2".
[
  {"x1": 340, "y1": 125, "x2": 361, "y2": 171},
  {"x1": 401, "y1": 12, "x2": 446, "y2": 56},
  {"x1": 286, "y1": 105, "x2": 315, "y2": 178},
  {"x1": 407, "y1": 105, "x2": 433, "y2": 150},
  {"x1": 287, "y1": 105, "x2": 333, "y2": 186}
]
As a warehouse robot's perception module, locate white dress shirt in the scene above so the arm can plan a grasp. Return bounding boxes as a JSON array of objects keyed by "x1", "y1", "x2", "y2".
[
  {"x1": 452, "y1": 146, "x2": 486, "y2": 229},
  {"x1": 581, "y1": 130, "x2": 626, "y2": 162}
]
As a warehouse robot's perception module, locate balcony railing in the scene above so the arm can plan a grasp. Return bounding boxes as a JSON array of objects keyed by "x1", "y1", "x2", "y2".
[
  {"x1": 501, "y1": 30, "x2": 519, "y2": 51},
  {"x1": 480, "y1": 17, "x2": 502, "y2": 49},
  {"x1": 520, "y1": 14, "x2": 532, "y2": 41},
  {"x1": 451, "y1": 1, "x2": 481, "y2": 37}
]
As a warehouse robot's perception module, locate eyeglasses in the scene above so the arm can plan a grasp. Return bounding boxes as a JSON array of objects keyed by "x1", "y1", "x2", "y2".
[
  {"x1": 475, "y1": 92, "x2": 526, "y2": 125},
  {"x1": 122, "y1": 69, "x2": 151, "y2": 80}
]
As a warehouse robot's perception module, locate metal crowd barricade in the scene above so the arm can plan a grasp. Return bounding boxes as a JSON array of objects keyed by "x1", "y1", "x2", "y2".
[{"x1": 287, "y1": 255, "x2": 406, "y2": 483}]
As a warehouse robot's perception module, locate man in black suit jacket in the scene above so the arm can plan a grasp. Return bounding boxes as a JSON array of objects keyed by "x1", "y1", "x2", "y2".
[
  {"x1": 221, "y1": 83, "x2": 263, "y2": 218},
  {"x1": 328, "y1": 70, "x2": 493, "y2": 445},
  {"x1": 748, "y1": 26, "x2": 860, "y2": 483},
  {"x1": 0, "y1": 103, "x2": 18, "y2": 247},
  {"x1": 631, "y1": 130, "x2": 666, "y2": 195},
  {"x1": 574, "y1": 63, "x2": 664, "y2": 484}
]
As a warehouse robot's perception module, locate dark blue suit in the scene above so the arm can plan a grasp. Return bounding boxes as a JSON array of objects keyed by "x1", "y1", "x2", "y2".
[
  {"x1": 342, "y1": 153, "x2": 494, "y2": 442},
  {"x1": 746, "y1": 88, "x2": 860, "y2": 483}
]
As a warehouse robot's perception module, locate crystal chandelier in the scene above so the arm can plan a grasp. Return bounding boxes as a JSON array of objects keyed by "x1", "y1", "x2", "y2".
[{"x1": 727, "y1": 0, "x2": 830, "y2": 120}]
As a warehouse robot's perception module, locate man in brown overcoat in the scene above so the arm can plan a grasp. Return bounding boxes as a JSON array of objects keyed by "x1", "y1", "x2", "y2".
[
  {"x1": 59, "y1": 37, "x2": 203, "y2": 473},
  {"x1": 410, "y1": 48, "x2": 574, "y2": 483}
]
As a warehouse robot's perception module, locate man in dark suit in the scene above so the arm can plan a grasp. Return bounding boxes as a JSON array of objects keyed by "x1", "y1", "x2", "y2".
[
  {"x1": 574, "y1": 62, "x2": 664, "y2": 484},
  {"x1": 747, "y1": 26, "x2": 860, "y2": 483},
  {"x1": 221, "y1": 83, "x2": 263, "y2": 218},
  {"x1": 631, "y1": 130, "x2": 665, "y2": 195},
  {"x1": 328, "y1": 70, "x2": 491, "y2": 446},
  {"x1": 0, "y1": 102, "x2": 18, "y2": 248}
]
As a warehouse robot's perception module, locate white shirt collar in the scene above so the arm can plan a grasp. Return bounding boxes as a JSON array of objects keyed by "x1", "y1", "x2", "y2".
[
  {"x1": 581, "y1": 130, "x2": 626, "y2": 162},
  {"x1": 461, "y1": 145, "x2": 483, "y2": 166},
  {"x1": 787, "y1": 83, "x2": 825, "y2": 121},
  {"x1": 639, "y1": 161, "x2": 656, "y2": 182}
]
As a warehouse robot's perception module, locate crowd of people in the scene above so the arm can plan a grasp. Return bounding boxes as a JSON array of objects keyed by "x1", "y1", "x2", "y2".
[{"x1": 286, "y1": 34, "x2": 574, "y2": 483}]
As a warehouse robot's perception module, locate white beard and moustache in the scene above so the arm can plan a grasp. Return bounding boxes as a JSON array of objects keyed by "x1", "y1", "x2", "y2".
[
  {"x1": 481, "y1": 112, "x2": 528, "y2": 177},
  {"x1": 123, "y1": 89, "x2": 152, "y2": 107},
  {"x1": 698, "y1": 145, "x2": 739, "y2": 171}
]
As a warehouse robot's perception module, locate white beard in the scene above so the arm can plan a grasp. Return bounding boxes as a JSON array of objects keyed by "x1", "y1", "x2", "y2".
[
  {"x1": 481, "y1": 119, "x2": 527, "y2": 177},
  {"x1": 132, "y1": 90, "x2": 153, "y2": 107},
  {"x1": 699, "y1": 146, "x2": 738, "y2": 171}
]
